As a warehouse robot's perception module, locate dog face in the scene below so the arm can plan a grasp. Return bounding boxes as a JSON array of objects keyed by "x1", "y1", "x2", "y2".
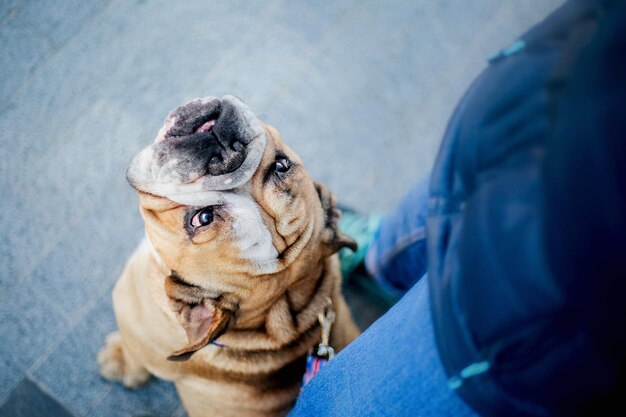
[{"x1": 126, "y1": 96, "x2": 355, "y2": 360}]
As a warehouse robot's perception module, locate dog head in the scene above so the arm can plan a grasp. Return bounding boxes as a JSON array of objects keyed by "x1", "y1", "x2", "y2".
[{"x1": 127, "y1": 96, "x2": 355, "y2": 360}]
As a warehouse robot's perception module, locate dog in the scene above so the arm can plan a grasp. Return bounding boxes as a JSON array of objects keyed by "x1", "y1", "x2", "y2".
[{"x1": 97, "y1": 96, "x2": 360, "y2": 417}]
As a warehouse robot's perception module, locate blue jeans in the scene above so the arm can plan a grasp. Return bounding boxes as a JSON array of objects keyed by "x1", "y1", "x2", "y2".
[
  {"x1": 365, "y1": 174, "x2": 430, "y2": 295},
  {"x1": 290, "y1": 176, "x2": 477, "y2": 416}
]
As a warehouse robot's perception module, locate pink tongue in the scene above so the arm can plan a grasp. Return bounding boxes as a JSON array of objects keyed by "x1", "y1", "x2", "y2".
[{"x1": 195, "y1": 119, "x2": 216, "y2": 133}]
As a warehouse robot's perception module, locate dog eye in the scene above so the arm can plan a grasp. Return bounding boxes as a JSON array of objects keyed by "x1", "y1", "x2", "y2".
[
  {"x1": 274, "y1": 157, "x2": 291, "y2": 174},
  {"x1": 191, "y1": 207, "x2": 214, "y2": 228}
]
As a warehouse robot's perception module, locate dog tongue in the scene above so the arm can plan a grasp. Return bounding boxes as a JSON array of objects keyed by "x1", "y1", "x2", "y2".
[{"x1": 195, "y1": 119, "x2": 216, "y2": 134}]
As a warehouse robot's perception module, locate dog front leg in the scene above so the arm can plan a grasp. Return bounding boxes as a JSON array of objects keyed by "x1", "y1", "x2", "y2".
[{"x1": 97, "y1": 330, "x2": 151, "y2": 388}]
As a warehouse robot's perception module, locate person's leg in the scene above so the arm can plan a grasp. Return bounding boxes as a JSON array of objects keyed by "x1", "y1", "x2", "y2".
[
  {"x1": 364, "y1": 174, "x2": 430, "y2": 295},
  {"x1": 289, "y1": 277, "x2": 477, "y2": 416}
]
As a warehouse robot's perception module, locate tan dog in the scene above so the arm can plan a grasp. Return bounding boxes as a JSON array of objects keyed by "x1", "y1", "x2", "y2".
[{"x1": 97, "y1": 96, "x2": 360, "y2": 417}]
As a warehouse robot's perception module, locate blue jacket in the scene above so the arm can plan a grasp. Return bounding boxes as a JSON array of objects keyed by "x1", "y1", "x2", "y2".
[{"x1": 427, "y1": 0, "x2": 626, "y2": 415}]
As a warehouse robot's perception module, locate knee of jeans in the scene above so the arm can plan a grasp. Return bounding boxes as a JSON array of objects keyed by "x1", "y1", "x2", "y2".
[{"x1": 367, "y1": 238, "x2": 428, "y2": 293}]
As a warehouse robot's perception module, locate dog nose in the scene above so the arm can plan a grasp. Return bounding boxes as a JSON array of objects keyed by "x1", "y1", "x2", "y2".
[{"x1": 203, "y1": 99, "x2": 255, "y2": 176}]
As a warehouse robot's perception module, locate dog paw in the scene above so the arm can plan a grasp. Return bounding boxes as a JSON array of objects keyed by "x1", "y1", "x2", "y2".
[{"x1": 97, "y1": 331, "x2": 150, "y2": 389}]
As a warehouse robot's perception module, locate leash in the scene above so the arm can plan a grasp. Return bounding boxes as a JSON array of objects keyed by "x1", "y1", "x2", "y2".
[{"x1": 301, "y1": 297, "x2": 335, "y2": 388}]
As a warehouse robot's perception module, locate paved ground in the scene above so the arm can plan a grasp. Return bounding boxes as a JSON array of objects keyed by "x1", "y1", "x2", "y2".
[{"x1": 0, "y1": 0, "x2": 563, "y2": 416}]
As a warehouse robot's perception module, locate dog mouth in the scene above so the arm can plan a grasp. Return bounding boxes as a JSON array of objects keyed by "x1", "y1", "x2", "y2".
[
  {"x1": 155, "y1": 97, "x2": 259, "y2": 177},
  {"x1": 156, "y1": 98, "x2": 222, "y2": 143},
  {"x1": 195, "y1": 119, "x2": 216, "y2": 134},
  {"x1": 127, "y1": 95, "x2": 267, "y2": 197}
]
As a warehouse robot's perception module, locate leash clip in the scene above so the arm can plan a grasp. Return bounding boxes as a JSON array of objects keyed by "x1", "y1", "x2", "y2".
[
  {"x1": 316, "y1": 297, "x2": 335, "y2": 359},
  {"x1": 301, "y1": 297, "x2": 336, "y2": 389}
]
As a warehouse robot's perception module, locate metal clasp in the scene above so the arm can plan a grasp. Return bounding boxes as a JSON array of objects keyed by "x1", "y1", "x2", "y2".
[{"x1": 316, "y1": 297, "x2": 335, "y2": 359}]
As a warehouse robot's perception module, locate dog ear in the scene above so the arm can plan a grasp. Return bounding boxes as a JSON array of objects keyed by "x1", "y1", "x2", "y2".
[
  {"x1": 164, "y1": 274, "x2": 235, "y2": 362},
  {"x1": 314, "y1": 181, "x2": 358, "y2": 256}
]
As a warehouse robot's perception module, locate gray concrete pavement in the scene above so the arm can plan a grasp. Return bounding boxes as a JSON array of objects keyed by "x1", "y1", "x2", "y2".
[{"x1": 0, "y1": 1, "x2": 563, "y2": 415}]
